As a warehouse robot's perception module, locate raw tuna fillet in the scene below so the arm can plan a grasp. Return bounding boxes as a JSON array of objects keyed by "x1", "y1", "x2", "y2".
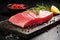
[
  {"x1": 9, "y1": 11, "x2": 37, "y2": 28},
  {"x1": 9, "y1": 10, "x2": 53, "y2": 28},
  {"x1": 29, "y1": 10, "x2": 53, "y2": 25}
]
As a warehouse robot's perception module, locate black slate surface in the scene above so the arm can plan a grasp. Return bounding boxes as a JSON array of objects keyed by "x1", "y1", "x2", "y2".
[{"x1": 0, "y1": 23, "x2": 60, "y2": 40}]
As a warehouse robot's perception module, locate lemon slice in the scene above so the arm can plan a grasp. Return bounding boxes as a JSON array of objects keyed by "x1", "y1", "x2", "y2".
[{"x1": 51, "y1": 5, "x2": 60, "y2": 14}]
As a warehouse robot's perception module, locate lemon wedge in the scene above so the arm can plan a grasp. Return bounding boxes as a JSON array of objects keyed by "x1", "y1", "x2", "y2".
[{"x1": 51, "y1": 5, "x2": 60, "y2": 14}]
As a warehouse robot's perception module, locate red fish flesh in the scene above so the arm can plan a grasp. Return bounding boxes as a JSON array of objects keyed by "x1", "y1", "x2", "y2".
[
  {"x1": 9, "y1": 10, "x2": 53, "y2": 28},
  {"x1": 8, "y1": 4, "x2": 26, "y2": 9}
]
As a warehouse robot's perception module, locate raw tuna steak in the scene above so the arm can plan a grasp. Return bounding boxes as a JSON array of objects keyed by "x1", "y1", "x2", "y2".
[
  {"x1": 9, "y1": 10, "x2": 53, "y2": 28},
  {"x1": 9, "y1": 11, "x2": 37, "y2": 28}
]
